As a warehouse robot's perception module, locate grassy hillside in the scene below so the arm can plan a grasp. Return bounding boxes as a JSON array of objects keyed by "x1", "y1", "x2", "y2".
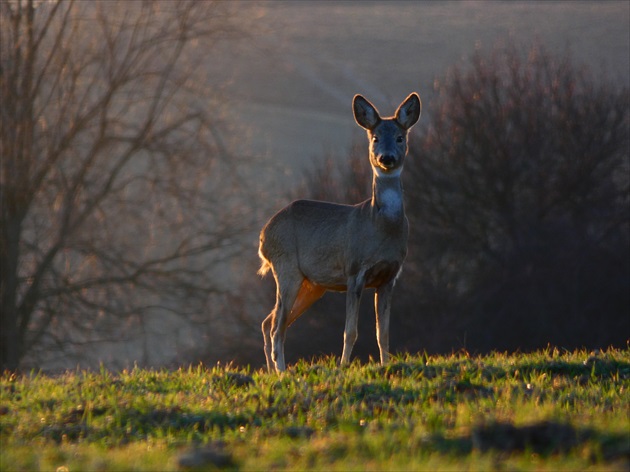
[{"x1": 1, "y1": 347, "x2": 628, "y2": 471}]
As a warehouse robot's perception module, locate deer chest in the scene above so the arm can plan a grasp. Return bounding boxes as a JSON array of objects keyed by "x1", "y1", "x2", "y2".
[{"x1": 365, "y1": 260, "x2": 401, "y2": 288}]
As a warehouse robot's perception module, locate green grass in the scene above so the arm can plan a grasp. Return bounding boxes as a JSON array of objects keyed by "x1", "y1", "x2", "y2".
[{"x1": 1, "y1": 347, "x2": 629, "y2": 471}]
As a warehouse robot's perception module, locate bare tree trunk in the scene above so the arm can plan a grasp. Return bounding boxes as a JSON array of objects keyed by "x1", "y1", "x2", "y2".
[
  {"x1": 1, "y1": 0, "x2": 36, "y2": 371},
  {"x1": 1, "y1": 220, "x2": 22, "y2": 371}
]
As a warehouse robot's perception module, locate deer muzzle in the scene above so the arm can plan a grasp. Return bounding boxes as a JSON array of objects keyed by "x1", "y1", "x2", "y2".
[{"x1": 378, "y1": 154, "x2": 397, "y2": 169}]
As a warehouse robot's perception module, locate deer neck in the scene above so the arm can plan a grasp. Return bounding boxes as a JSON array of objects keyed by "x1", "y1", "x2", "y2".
[{"x1": 371, "y1": 170, "x2": 405, "y2": 225}]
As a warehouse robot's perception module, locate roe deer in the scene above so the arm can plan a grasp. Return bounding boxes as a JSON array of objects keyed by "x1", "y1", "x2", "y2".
[{"x1": 258, "y1": 93, "x2": 421, "y2": 372}]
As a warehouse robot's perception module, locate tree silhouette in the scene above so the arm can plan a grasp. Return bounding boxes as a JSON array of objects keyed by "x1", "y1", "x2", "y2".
[
  {"x1": 1, "y1": 0, "x2": 251, "y2": 370},
  {"x1": 402, "y1": 43, "x2": 629, "y2": 352}
]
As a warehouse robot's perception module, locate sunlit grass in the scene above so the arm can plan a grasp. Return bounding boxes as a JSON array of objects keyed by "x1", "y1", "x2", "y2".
[{"x1": 1, "y1": 347, "x2": 628, "y2": 471}]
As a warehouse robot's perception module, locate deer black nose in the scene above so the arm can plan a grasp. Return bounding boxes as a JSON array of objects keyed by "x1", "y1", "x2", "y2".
[{"x1": 379, "y1": 155, "x2": 396, "y2": 168}]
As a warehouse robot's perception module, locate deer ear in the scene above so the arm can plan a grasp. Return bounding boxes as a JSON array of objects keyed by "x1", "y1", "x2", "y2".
[
  {"x1": 353, "y1": 95, "x2": 380, "y2": 130},
  {"x1": 395, "y1": 93, "x2": 421, "y2": 130}
]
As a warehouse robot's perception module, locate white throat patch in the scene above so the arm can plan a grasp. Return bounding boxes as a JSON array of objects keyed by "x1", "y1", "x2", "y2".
[{"x1": 379, "y1": 188, "x2": 403, "y2": 218}]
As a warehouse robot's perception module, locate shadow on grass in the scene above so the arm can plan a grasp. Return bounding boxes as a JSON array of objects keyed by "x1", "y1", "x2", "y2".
[
  {"x1": 371, "y1": 354, "x2": 630, "y2": 382},
  {"x1": 41, "y1": 405, "x2": 258, "y2": 444},
  {"x1": 429, "y1": 420, "x2": 629, "y2": 465}
]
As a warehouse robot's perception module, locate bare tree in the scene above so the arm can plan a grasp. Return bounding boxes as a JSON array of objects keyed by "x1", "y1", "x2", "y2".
[{"x1": 1, "y1": 0, "x2": 253, "y2": 370}]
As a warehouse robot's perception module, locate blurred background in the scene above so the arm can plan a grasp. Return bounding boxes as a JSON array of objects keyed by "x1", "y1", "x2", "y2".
[{"x1": 2, "y1": 0, "x2": 628, "y2": 371}]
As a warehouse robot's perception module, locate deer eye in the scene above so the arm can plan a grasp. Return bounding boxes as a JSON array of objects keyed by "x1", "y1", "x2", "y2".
[{"x1": 396, "y1": 135, "x2": 404, "y2": 143}]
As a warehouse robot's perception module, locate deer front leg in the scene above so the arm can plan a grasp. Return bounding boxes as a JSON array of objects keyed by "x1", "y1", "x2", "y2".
[
  {"x1": 375, "y1": 281, "x2": 395, "y2": 364},
  {"x1": 341, "y1": 271, "x2": 366, "y2": 365}
]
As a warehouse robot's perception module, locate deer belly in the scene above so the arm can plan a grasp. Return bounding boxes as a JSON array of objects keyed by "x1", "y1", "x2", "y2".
[{"x1": 365, "y1": 261, "x2": 401, "y2": 288}]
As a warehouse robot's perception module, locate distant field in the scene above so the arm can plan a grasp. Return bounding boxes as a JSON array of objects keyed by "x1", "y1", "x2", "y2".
[
  {"x1": 2, "y1": 347, "x2": 628, "y2": 470},
  {"x1": 226, "y1": 1, "x2": 630, "y2": 173}
]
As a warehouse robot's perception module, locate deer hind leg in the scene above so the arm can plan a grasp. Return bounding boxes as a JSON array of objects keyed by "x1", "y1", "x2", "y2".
[
  {"x1": 287, "y1": 279, "x2": 326, "y2": 327},
  {"x1": 261, "y1": 306, "x2": 276, "y2": 372},
  {"x1": 262, "y1": 278, "x2": 324, "y2": 372},
  {"x1": 341, "y1": 271, "x2": 366, "y2": 365},
  {"x1": 269, "y1": 271, "x2": 303, "y2": 372},
  {"x1": 375, "y1": 281, "x2": 395, "y2": 365}
]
